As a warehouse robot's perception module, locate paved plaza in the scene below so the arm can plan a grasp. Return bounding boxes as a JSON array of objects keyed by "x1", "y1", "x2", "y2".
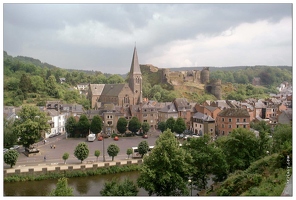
[{"x1": 4, "y1": 131, "x2": 162, "y2": 169}]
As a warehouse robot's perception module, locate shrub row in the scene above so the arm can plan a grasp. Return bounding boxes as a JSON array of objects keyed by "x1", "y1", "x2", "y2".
[{"x1": 4, "y1": 164, "x2": 141, "y2": 183}]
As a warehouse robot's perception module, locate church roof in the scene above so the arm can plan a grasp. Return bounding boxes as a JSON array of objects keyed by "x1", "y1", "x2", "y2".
[
  {"x1": 101, "y1": 84, "x2": 126, "y2": 96},
  {"x1": 89, "y1": 84, "x2": 105, "y2": 95},
  {"x1": 129, "y1": 46, "x2": 141, "y2": 75}
]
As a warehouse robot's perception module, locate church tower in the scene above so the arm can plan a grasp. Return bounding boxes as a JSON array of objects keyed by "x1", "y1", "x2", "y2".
[{"x1": 129, "y1": 46, "x2": 143, "y2": 105}]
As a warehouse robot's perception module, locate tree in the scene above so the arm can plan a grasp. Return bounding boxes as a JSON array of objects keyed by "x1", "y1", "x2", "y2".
[
  {"x1": 74, "y1": 142, "x2": 89, "y2": 163},
  {"x1": 62, "y1": 153, "x2": 69, "y2": 164},
  {"x1": 100, "y1": 178, "x2": 138, "y2": 196},
  {"x1": 4, "y1": 117, "x2": 18, "y2": 148},
  {"x1": 141, "y1": 122, "x2": 150, "y2": 134},
  {"x1": 13, "y1": 105, "x2": 50, "y2": 148},
  {"x1": 272, "y1": 124, "x2": 292, "y2": 152},
  {"x1": 219, "y1": 128, "x2": 260, "y2": 172},
  {"x1": 94, "y1": 150, "x2": 100, "y2": 162},
  {"x1": 126, "y1": 148, "x2": 133, "y2": 159},
  {"x1": 65, "y1": 116, "x2": 76, "y2": 138},
  {"x1": 128, "y1": 117, "x2": 141, "y2": 134},
  {"x1": 4, "y1": 150, "x2": 19, "y2": 168},
  {"x1": 77, "y1": 114, "x2": 90, "y2": 137},
  {"x1": 186, "y1": 134, "x2": 228, "y2": 189},
  {"x1": 157, "y1": 121, "x2": 166, "y2": 133},
  {"x1": 117, "y1": 117, "x2": 128, "y2": 134},
  {"x1": 138, "y1": 140, "x2": 149, "y2": 158},
  {"x1": 174, "y1": 117, "x2": 186, "y2": 134},
  {"x1": 107, "y1": 144, "x2": 120, "y2": 161},
  {"x1": 90, "y1": 115, "x2": 103, "y2": 134},
  {"x1": 46, "y1": 75, "x2": 59, "y2": 97},
  {"x1": 137, "y1": 129, "x2": 192, "y2": 196},
  {"x1": 165, "y1": 117, "x2": 176, "y2": 133},
  {"x1": 49, "y1": 177, "x2": 73, "y2": 196},
  {"x1": 19, "y1": 73, "x2": 32, "y2": 99}
]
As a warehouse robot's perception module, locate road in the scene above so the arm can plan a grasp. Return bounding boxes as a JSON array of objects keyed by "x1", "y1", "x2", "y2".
[{"x1": 4, "y1": 131, "x2": 162, "y2": 169}]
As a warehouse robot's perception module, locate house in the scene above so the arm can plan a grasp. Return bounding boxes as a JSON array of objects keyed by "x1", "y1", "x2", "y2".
[
  {"x1": 277, "y1": 109, "x2": 292, "y2": 125},
  {"x1": 216, "y1": 108, "x2": 250, "y2": 136},
  {"x1": 45, "y1": 109, "x2": 66, "y2": 138},
  {"x1": 195, "y1": 103, "x2": 221, "y2": 120},
  {"x1": 76, "y1": 83, "x2": 89, "y2": 95},
  {"x1": 173, "y1": 98, "x2": 195, "y2": 129},
  {"x1": 158, "y1": 102, "x2": 178, "y2": 123},
  {"x1": 192, "y1": 112, "x2": 215, "y2": 137}
]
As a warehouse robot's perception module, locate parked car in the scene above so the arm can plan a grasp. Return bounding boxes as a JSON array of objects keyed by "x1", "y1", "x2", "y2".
[
  {"x1": 142, "y1": 134, "x2": 148, "y2": 139},
  {"x1": 49, "y1": 134, "x2": 55, "y2": 138}
]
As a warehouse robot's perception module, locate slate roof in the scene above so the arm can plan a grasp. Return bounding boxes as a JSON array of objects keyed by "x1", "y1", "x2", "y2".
[
  {"x1": 193, "y1": 112, "x2": 215, "y2": 122},
  {"x1": 89, "y1": 84, "x2": 105, "y2": 96},
  {"x1": 101, "y1": 84, "x2": 126, "y2": 96},
  {"x1": 218, "y1": 108, "x2": 250, "y2": 117},
  {"x1": 129, "y1": 47, "x2": 142, "y2": 75},
  {"x1": 159, "y1": 102, "x2": 178, "y2": 113}
]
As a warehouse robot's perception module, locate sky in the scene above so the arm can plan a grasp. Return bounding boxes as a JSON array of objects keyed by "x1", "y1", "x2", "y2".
[{"x1": 2, "y1": 2, "x2": 293, "y2": 74}]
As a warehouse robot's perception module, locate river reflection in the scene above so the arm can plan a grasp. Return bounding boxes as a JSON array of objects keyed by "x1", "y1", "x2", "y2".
[{"x1": 4, "y1": 171, "x2": 149, "y2": 196}]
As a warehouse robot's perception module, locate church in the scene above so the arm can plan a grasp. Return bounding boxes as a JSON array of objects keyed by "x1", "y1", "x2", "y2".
[{"x1": 88, "y1": 47, "x2": 143, "y2": 109}]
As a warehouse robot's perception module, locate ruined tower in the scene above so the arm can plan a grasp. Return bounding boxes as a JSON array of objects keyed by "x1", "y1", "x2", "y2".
[{"x1": 201, "y1": 67, "x2": 210, "y2": 84}]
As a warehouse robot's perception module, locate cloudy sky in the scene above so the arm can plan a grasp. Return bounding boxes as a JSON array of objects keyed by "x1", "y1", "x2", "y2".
[{"x1": 3, "y1": 3, "x2": 293, "y2": 74}]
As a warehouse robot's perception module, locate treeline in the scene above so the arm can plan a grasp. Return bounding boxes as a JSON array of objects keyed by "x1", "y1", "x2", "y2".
[
  {"x1": 3, "y1": 51, "x2": 126, "y2": 108},
  {"x1": 210, "y1": 66, "x2": 292, "y2": 87}
]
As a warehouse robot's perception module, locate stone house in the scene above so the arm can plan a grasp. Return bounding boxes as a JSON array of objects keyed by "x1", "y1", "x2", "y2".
[
  {"x1": 216, "y1": 108, "x2": 250, "y2": 136},
  {"x1": 192, "y1": 112, "x2": 215, "y2": 137}
]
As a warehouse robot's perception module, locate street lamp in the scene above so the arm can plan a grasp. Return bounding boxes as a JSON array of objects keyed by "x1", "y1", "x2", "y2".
[{"x1": 188, "y1": 179, "x2": 193, "y2": 196}]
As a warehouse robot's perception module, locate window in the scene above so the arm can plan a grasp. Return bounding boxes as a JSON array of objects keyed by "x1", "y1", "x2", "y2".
[
  {"x1": 243, "y1": 118, "x2": 246, "y2": 122},
  {"x1": 237, "y1": 125, "x2": 239, "y2": 128},
  {"x1": 200, "y1": 125, "x2": 202, "y2": 128},
  {"x1": 228, "y1": 118, "x2": 232, "y2": 122},
  {"x1": 222, "y1": 118, "x2": 225, "y2": 122},
  {"x1": 222, "y1": 124, "x2": 224, "y2": 128},
  {"x1": 144, "y1": 120, "x2": 147, "y2": 122},
  {"x1": 243, "y1": 125, "x2": 246, "y2": 128},
  {"x1": 228, "y1": 125, "x2": 231, "y2": 128},
  {"x1": 210, "y1": 128, "x2": 213, "y2": 132},
  {"x1": 236, "y1": 118, "x2": 239, "y2": 122}
]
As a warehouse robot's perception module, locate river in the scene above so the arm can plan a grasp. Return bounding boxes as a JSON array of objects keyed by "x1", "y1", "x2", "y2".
[
  {"x1": 4, "y1": 170, "x2": 201, "y2": 196},
  {"x1": 3, "y1": 171, "x2": 150, "y2": 196}
]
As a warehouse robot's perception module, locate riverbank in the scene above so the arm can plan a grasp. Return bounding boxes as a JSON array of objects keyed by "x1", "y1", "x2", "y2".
[{"x1": 4, "y1": 159, "x2": 142, "y2": 182}]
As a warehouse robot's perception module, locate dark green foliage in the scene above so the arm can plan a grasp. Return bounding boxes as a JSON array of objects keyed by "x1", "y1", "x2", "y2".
[
  {"x1": 100, "y1": 178, "x2": 139, "y2": 196},
  {"x1": 117, "y1": 117, "x2": 128, "y2": 134},
  {"x1": 137, "y1": 140, "x2": 149, "y2": 158},
  {"x1": 94, "y1": 150, "x2": 100, "y2": 161},
  {"x1": 13, "y1": 105, "x2": 50, "y2": 148},
  {"x1": 137, "y1": 129, "x2": 192, "y2": 196},
  {"x1": 272, "y1": 124, "x2": 292, "y2": 153},
  {"x1": 217, "y1": 170, "x2": 263, "y2": 196},
  {"x1": 128, "y1": 117, "x2": 141, "y2": 134},
  {"x1": 141, "y1": 122, "x2": 150, "y2": 134},
  {"x1": 4, "y1": 150, "x2": 19, "y2": 168},
  {"x1": 186, "y1": 134, "x2": 228, "y2": 189},
  {"x1": 219, "y1": 128, "x2": 260, "y2": 172},
  {"x1": 74, "y1": 142, "x2": 89, "y2": 163},
  {"x1": 90, "y1": 115, "x2": 103, "y2": 134},
  {"x1": 107, "y1": 144, "x2": 120, "y2": 161},
  {"x1": 77, "y1": 114, "x2": 90, "y2": 137},
  {"x1": 62, "y1": 153, "x2": 69, "y2": 164},
  {"x1": 126, "y1": 148, "x2": 133, "y2": 159},
  {"x1": 157, "y1": 121, "x2": 166, "y2": 132},
  {"x1": 3, "y1": 117, "x2": 18, "y2": 148},
  {"x1": 174, "y1": 117, "x2": 186, "y2": 134},
  {"x1": 165, "y1": 117, "x2": 176, "y2": 133},
  {"x1": 65, "y1": 116, "x2": 76, "y2": 138},
  {"x1": 49, "y1": 177, "x2": 73, "y2": 196}
]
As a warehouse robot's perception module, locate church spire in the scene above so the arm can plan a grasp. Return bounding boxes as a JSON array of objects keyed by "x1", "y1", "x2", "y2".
[{"x1": 129, "y1": 46, "x2": 142, "y2": 75}]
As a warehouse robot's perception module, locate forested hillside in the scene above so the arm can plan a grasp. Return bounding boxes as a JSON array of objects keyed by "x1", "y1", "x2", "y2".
[{"x1": 3, "y1": 51, "x2": 292, "y2": 108}]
